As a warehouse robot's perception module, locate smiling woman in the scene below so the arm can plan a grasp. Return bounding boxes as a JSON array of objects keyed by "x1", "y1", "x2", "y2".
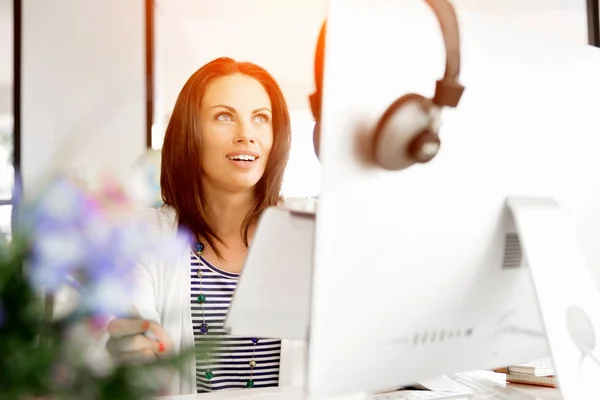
[{"x1": 106, "y1": 57, "x2": 292, "y2": 395}]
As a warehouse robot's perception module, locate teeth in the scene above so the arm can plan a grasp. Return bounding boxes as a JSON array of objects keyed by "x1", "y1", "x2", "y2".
[{"x1": 229, "y1": 155, "x2": 256, "y2": 161}]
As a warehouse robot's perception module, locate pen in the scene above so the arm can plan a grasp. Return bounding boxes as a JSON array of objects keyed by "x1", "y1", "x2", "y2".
[
  {"x1": 145, "y1": 330, "x2": 159, "y2": 341},
  {"x1": 145, "y1": 329, "x2": 166, "y2": 353}
]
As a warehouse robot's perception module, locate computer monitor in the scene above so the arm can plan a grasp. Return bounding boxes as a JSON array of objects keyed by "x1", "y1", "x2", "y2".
[
  {"x1": 225, "y1": 202, "x2": 316, "y2": 342},
  {"x1": 307, "y1": 0, "x2": 600, "y2": 398},
  {"x1": 227, "y1": 1, "x2": 600, "y2": 399}
]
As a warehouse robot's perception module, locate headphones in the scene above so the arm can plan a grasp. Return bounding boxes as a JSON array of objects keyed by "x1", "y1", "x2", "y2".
[{"x1": 308, "y1": 0, "x2": 465, "y2": 171}]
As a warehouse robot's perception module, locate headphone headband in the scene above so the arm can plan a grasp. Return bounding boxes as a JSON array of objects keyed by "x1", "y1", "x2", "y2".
[
  {"x1": 310, "y1": 1, "x2": 464, "y2": 113},
  {"x1": 424, "y1": 0, "x2": 465, "y2": 107}
]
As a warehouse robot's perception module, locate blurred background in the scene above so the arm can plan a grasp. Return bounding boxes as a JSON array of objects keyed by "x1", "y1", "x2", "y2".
[{"x1": 0, "y1": 0, "x2": 596, "y2": 237}]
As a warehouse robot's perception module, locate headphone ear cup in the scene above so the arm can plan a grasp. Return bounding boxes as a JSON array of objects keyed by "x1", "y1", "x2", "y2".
[
  {"x1": 372, "y1": 93, "x2": 440, "y2": 171},
  {"x1": 407, "y1": 129, "x2": 441, "y2": 163}
]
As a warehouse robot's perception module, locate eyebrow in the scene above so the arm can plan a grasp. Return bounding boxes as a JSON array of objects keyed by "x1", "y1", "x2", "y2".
[
  {"x1": 210, "y1": 104, "x2": 235, "y2": 113},
  {"x1": 253, "y1": 107, "x2": 272, "y2": 114},
  {"x1": 210, "y1": 104, "x2": 271, "y2": 114}
]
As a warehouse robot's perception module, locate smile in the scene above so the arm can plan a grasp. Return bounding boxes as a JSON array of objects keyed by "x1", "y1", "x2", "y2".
[
  {"x1": 227, "y1": 154, "x2": 257, "y2": 162},
  {"x1": 225, "y1": 152, "x2": 260, "y2": 169}
]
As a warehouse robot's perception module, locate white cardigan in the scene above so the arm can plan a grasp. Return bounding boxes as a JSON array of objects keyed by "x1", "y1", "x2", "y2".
[{"x1": 131, "y1": 205, "x2": 307, "y2": 395}]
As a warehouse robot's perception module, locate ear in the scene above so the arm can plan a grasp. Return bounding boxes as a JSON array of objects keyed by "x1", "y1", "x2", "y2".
[{"x1": 312, "y1": 121, "x2": 321, "y2": 160}]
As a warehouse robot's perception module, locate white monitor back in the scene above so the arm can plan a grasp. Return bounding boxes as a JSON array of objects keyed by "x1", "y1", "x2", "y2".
[
  {"x1": 307, "y1": 0, "x2": 600, "y2": 398},
  {"x1": 225, "y1": 203, "x2": 315, "y2": 341}
]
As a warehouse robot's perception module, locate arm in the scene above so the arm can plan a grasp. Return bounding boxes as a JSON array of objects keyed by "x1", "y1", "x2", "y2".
[
  {"x1": 104, "y1": 261, "x2": 172, "y2": 363},
  {"x1": 130, "y1": 260, "x2": 160, "y2": 323}
]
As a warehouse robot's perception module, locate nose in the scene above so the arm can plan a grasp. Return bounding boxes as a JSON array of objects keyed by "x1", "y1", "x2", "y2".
[{"x1": 234, "y1": 122, "x2": 256, "y2": 144}]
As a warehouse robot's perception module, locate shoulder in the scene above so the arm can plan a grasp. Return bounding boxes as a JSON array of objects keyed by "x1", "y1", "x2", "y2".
[
  {"x1": 133, "y1": 205, "x2": 188, "y2": 274},
  {"x1": 133, "y1": 204, "x2": 179, "y2": 237}
]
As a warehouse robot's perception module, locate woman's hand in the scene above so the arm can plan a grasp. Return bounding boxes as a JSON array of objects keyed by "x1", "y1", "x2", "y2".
[{"x1": 106, "y1": 318, "x2": 173, "y2": 364}]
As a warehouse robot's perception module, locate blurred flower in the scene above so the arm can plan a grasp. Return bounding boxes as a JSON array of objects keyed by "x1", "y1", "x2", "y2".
[
  {"x1": 29, "y1": 229, "x2": 86, "y2": 290},
  {"x1": 28, "y1": 176, "x2": 99, "y2": 230},
  {"x1": 23, "y1": 174, "x2": 190, "y2": 318}
]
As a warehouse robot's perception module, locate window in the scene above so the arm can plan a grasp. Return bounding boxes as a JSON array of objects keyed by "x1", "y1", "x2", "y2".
[
  {"x1": 0, "y1": 116, "x2": 14, "y2": 241},
  {"x1": 0, "y1": 0, "x2": 15, "y2": 240}
]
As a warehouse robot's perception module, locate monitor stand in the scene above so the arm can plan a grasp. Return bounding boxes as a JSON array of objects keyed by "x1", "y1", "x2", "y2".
[{"x1": 506, "y1": 197, "x2": 600, "y2": 399}]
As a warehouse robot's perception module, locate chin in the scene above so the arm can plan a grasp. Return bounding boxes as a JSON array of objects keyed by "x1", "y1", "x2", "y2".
[
  {"x1": 228, "y1": 177, "x2": 263, "y2": 193},
  {"x1": 207, "y1": 165, "x2": 266, "y2": 193}
]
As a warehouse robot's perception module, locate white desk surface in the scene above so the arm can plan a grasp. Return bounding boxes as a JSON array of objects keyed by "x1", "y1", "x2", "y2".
[
  {"x1": 502, "y1": 383, "x2": 560, "y2": 399},
  {"x1": 158, "y1": 381, "x2": 561, "y2": 400}
]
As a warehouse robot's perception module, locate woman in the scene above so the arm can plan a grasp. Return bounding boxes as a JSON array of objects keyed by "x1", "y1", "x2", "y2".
[{"x1": 105, "y1": 57, "x2": 303, "y2": 395}]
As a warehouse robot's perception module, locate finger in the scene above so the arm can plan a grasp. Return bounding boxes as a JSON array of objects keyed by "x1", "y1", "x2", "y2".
[
  {"x1": 107, "y1": 318, "x2": 150, "y2": 338},
  {"x1": 146, "y1": 322, "x2": 174, "y2": 355},
  {"x1": 106, "y1": 334, "x2": 157, "y2": 354},
  {"x1": 117, "y1": 349, "x2": 157, "y2": 365}
]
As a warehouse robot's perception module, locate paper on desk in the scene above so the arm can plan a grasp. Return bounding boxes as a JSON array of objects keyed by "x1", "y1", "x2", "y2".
[{"x1": 417, "y1": 374, "x2": 474, "y2": 394}]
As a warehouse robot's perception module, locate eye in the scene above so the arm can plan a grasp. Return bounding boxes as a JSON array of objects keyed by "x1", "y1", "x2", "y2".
[
  {"x1": 253, "y1": 113, "x2": 270, "y2": 123},
  {"x1": 215, "y1": 112, "x2": 234, "y2": 122}
]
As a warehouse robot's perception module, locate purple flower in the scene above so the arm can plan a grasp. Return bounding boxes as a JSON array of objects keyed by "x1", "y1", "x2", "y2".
[
  {"x1": 29, "y1": 228, "x2": 86, "y2": 290},
  {"x1": 25, "y1": 178, "x2": 99, "y2": 289},
  {"x1": 23, "y1": 174, "x2": 191, "y2": 317},
  {"x1": 29, "y1": 177, "x2": 99, "y2": 229}
]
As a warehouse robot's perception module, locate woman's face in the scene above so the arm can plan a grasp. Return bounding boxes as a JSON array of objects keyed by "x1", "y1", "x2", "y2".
[{"x1": 199, "y1": 73, "x2": 274, "y2": 194}]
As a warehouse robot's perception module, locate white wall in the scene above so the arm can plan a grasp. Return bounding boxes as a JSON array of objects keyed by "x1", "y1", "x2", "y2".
[
  {"x1": 456, "y1": 0, "x2": 588, "y2": 44},
  {"x1": 283, "y1": 111, "x2": 321, "y2": 197},
  {"x1": 154, "y1": 0, "x2": 326, "y2": 123},
  {"x1": 21, "y1": 0, "x2": 146, "y2": 195}
]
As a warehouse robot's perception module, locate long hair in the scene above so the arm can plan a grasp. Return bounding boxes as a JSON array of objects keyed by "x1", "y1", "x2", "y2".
[{"x1": 160, "y1": 57, "x2": 291, "y2": 258}]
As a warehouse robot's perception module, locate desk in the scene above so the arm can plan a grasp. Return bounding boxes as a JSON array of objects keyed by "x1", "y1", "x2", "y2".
[
  {"x1": 418, "y1": 371, "x2": 560, "y2": 400},
  {"x1": 502, "y1": 383, "x2": 560, "y2": 399},
  {"x1": 158, "y1": 382, "x2": 561, "y2": 400}
]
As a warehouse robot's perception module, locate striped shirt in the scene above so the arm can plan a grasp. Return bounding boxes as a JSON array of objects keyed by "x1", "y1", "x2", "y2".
[{"x1": 190, "y1": 252, "x2": 281, "y2": 393}]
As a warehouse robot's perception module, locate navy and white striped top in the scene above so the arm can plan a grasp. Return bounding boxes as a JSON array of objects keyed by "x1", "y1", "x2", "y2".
[{"x1": 190, "y1": 253, "x2": 282, "y2": 393}]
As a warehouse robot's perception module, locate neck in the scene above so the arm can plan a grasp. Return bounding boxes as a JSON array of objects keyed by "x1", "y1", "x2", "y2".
[{"x1": 204, "y1": 187, "x2": 255, "y2": 238}]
